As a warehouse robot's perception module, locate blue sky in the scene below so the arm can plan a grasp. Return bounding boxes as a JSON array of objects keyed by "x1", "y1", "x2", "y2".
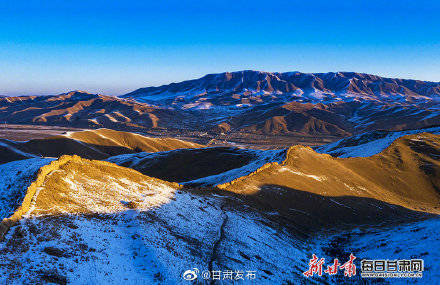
[{"x1": 0, "y1": 0, "x2": 439, "y2": 95}]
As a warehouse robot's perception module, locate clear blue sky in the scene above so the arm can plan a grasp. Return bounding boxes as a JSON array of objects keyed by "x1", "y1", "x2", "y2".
[{"x1": 0, "y1": 0, "x2": 439, "y2": 95}]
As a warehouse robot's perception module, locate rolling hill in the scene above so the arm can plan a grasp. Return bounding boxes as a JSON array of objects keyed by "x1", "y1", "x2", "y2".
[
  {"x1": 105, "y1": 130, "x2": 440, "y2": 217},
  {"x1": 107, "y1": 147, "x2": 286, "y2": 185},
  {"x1": 0, "y1": 149, "x2": 438, "y2": 284},
  {"x1": 0, "y1": 91, "x2": 186, "y2": 131},
  {"x1": 220, "y1": 132, "x2": 440, "y2": 215},
  {"x1": 315, "y1": 126, "x2": 440, "y2": 157},
  {"x1": 0, "y1": 128, "x2": 202, "y2": 164}
]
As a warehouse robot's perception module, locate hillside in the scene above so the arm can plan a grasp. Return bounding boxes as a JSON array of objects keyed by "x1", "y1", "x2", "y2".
[
  {"x1": 0, "y1": 156, "x2": 327, "y2": 283},
  {"x1": 0, "y1": 128, "x2": 202, "y2": 164},
  {"x1": 0, "y1": 158, "x2": 54, "y2": 220},
  {"x1": 0, "y1": 91, "x2": 186, "y2": 131},
  {"x1": 315, "y1": 126, "x2": 440, "y2": 157},
  {"x1": 0, "y1": 132, "x2": 440, "y2": 283},
  {"x1": 221, "y1": 133, "x2": 440, "y2": 216},
  {"x1": 106, "y1": 131, "x2": 440, "y2": 216},
  {"x1": 107, "y1": 147, "x2": 286, "y2": 185}
]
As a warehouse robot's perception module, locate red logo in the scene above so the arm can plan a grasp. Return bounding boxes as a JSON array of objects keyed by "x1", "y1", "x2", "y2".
[{"x1": 304, "y1": 253, "x2": 357, "y2": 278}]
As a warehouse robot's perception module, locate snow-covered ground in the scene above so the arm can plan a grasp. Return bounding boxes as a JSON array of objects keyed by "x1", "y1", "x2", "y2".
[
  {"x1": 315, "y1": 127, "x2": 440, "y2": 158},
  {"x1": 313, "y1": 218, "x2": 440, "y2": 284},
  {"x1": 0, "y1": 158, "x2": 53, "y2": 220},
  {"x1": 0, "y1": 134, "x2": 439, "y2": 283},
  {"x1": 0, "y1": 181, "x2": 319, "y2": 284},
  {"x1": 185, "y1": 148, "x2": 285, "y2": 186}
]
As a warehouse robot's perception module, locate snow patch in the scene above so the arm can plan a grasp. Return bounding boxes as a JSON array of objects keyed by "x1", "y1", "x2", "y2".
[
  {"x1": 316, "y1": 127, "x2": 440, "y2": 158},
  {"x1": 279, "y1": 167, "x2": 327, "y2": 181}
]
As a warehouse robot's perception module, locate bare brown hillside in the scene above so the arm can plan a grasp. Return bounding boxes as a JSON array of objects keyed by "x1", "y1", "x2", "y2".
[
  {"x1": 0, "y1": 91, "x2": 181, "y2": 131},
  {"x1": 220, "y1": 133, "x2": 440, "y2": 215},
  {"x1": 0, "y1": 128, "x2": 203, "y2": 164},
  {"x1": 63, "y1": 128, "x2": 202, "y2": 153}
]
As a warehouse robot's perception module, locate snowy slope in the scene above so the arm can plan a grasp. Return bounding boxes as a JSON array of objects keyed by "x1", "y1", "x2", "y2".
[
  {"x1": 0, "y1": 163, "x2": 318, "y2": 284},
  {"x1": 0, "y1": 158, "x2": 53, "y2": 220},
  {"x1": 314, "y1": 218, "x2": 440, "y2": 284},
  {"x1": 186, "y1": 149, "x2": 285, "y2": 186},
  {"x1": 0, "y1": 153, "x2": 438, "y2": 283},
  {"x1": 315, "y1": 127, "x2": 440, "y2": 158},
  {"x1": 0, "y1": 140, "x2": 37, "y2": 158}
]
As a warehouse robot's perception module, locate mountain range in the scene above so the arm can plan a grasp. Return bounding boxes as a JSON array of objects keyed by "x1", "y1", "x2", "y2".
[
  {"x1": 123, "y1": 70, "x2": 440, "y2": 137},
  {"x1": 1, "y1": 71, "x2": 440, "y2": 146},
  {"x1": 124, "y1": 70, "x2": 440, "y2": 106},
  {"x1": 0, "y1": 70, "x2": 440, "y2": 143}
]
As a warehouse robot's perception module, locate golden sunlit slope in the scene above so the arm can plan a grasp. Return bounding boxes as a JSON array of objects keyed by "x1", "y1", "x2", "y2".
[
  {"x1": 28, "y1": 155, "x2": 178, "y2": 216},
  {"x1": 0, "y1": 155, "x2": 180, "y2": 239},
  {"x1": 0, "y1": 128, "x2": 204, "y2": 164},
  {"x1": 62, "y1": 128, "x2": 203, "y2": 153},
  {"x1": 220, "y1": 132, "x2": 440, "y2": 214},
  {"x1": 0, "y1": 154, "x2": 332, "y2": 284}
]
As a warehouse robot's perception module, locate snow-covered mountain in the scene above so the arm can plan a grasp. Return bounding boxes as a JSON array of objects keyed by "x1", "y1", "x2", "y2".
[
  {"x1": 123, "y1": 70, "x2": 440, "y2": 107},
  {"x1": 121, "y1": 70, "x2": 440, "y2": 137},
  {"x1": 2, "y1": 72, "x2": 440, "y2": 141}
]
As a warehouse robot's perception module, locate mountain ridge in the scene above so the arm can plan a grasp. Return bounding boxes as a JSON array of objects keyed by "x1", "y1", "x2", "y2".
[
  {"x1": 123, "y1": 70, "x2": 440, "y2": 105},
  {"x1": 118, "y1": 70, "x2": 440, "y2": 139},
  {"x1": 2, "y1": 72, "x2": 440, "y2": 145}
]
